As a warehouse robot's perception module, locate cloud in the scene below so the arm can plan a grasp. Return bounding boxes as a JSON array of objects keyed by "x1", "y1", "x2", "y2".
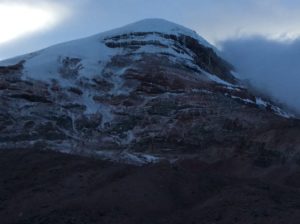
[
  {"x1": 0, "y1": 0, "x2": 73, "y2": 59},
  {"x1": 0, "y1": 1, "x2": 70, "y2": 44},
  {"x1": 220, "y1": 36, "x2": 300, "y2": 113},
  {"x1": 0, "y1": 4, "x2": 59, "y2": 44},
  {"x1": 182, "y1": 0, "x2": 300, "y2": 45}
]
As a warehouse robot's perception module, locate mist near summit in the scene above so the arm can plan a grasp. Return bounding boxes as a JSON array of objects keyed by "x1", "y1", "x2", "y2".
[{"x1": 221, "y1": 36, "x2": 300, "y2": 114}]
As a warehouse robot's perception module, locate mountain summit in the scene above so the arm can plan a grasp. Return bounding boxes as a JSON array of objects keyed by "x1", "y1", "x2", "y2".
[
  {"x1": 0, "y1": 19, "x2": 299, "y2": 164},
  {"x1": 0, "y1": 18, "x2": 231, "y2": 84}
]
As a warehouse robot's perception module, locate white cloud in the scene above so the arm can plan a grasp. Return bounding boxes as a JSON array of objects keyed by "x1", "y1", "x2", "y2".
[{"x1": 0, "y1": 1, "x2": 69, "y2": 44}]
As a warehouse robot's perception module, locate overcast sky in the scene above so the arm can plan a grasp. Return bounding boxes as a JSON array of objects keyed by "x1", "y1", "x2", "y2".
[
  {"x1": 1, "y1": 0, "x2": 300, "y2": 60},
  {"x1": 0, "y1": 0, "x2": 299, "y2": 113}
]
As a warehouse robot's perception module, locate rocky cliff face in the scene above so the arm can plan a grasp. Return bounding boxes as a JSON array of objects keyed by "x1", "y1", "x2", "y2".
[{"x1": 0, "y1": 19, "x2": 299, "y2": 165}]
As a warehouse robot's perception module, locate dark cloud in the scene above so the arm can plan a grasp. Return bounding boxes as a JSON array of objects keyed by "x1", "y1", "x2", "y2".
[{"x1": 221, "y1": 36, "x2": 300, "y2": 113}]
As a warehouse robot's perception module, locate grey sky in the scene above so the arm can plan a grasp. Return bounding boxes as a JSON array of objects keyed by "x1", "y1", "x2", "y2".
[{"x1": 1, "y1": 0, "x2": 300, "y2": 60}]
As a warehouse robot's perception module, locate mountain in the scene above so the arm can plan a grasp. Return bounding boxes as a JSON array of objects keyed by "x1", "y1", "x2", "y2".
[{"x1": 0, "y1": 18, "x2": 299, "y2": 165}]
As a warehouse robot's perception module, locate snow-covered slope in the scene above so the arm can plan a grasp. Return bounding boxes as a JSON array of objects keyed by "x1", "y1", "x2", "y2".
[
  {"x1": 101, "y1": 18, "x2": 214, "y2": 48},
  {"x1": 0, "y1": 18, "x2": 297, "y2": 164},
  {"x1": 0, "y1": 19, "x2": 226, "y2": 86}
]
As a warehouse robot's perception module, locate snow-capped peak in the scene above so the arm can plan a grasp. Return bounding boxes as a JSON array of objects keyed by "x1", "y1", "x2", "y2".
[
  {"x1": 0, "y1": 18, "x2": 225, "y2": 86},
  {"x1": 99, "y1": 18, "x2": 213, "y2": 48},
  {"x1": 0, "y1": 18, "x2": 213, "y2": 66}
]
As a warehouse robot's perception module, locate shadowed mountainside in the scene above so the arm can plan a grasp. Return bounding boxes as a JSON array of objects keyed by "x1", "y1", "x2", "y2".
[{"x1": 0, "y1": 149, "x2": 300, "y2": 224}]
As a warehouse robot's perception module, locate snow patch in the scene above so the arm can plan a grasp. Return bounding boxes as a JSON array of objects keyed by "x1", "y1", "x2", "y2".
[
  {"x1": 229, "y1": 95, "x2": 255, "y2": 104},
  {"x1": 204, "y1": 71, "x2": 236, "y2": 87},
  {"x1": 256, "y1": 97, "x2": 268, "y2": 107},
  {"x1": 95, "y1": 150, "x2": 161, "y2": 165}
]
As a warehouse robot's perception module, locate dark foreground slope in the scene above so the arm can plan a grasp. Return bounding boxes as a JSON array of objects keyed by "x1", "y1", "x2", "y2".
[{"x1": 1, "y1": 149, "x2": 300, "y2": 224}]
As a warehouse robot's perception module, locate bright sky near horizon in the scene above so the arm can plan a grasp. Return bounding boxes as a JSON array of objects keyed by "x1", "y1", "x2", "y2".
[{"x1": 1, "y1": 0, "x2": 300, "y2": 60}]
